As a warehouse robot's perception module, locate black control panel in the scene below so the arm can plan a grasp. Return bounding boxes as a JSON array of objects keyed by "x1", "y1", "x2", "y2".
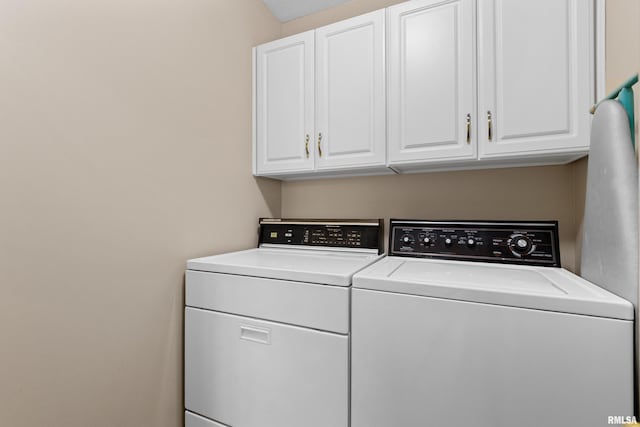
[
  {"x1": 259, "y1": 219, "x2": 384, "y2": 254},
  {"x1": 390, "y1": 220, "x2": 560, "y2": 267}
]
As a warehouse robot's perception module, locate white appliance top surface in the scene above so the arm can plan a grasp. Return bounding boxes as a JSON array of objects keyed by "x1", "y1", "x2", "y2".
[
  {"x1": 188, "y1": 247, "x2": 384, "y2": 286},
  {"x1": 353, "y1": 257, "x2": 634, "y2": 320}
]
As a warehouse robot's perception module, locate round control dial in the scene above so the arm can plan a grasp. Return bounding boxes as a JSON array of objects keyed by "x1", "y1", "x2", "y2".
[
  {"x1": 419, "y1": 234, "x2": 432, "y2": 245},
  {"x1": 401, "y1": 234, "x2": 415, "y2": 245},
  {"x1": 509, "y1": 234, "x2": 534, "y2": 256}
]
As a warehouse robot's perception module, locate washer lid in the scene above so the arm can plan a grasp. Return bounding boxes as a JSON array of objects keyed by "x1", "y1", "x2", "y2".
[
  {"x1": 188, "y1": 248, "x2": 384, "y2": 286},
  {"x1": 352, "y1": 257, "x2": 634, "y2": 320}
]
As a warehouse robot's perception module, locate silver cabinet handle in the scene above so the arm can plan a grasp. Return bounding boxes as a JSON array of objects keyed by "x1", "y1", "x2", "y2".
[
  {"x1": 487, "y1": 111, "x2": 493, "y2": 142},
  {"x1": 305, "y1": 134, "x2": 310, "y2": 158},
  {"x1": 317, "y1": 133, "x2": 323, "y2": 157},
  {"x1": 466, "y1": 113, "x2": 471, "y2": 144}
]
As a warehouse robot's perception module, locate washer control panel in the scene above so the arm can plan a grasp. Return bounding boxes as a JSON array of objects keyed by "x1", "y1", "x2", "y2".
[
  {"x1": 259, "y1": 219, "x2": 384, "y2": 254},
  {"x1": 390, "y1": 220, "x2": 560, "y2": 267}
]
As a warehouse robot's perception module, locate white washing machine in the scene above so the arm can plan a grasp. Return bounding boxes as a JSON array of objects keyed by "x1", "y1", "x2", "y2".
[
  {"x1": 184, "y1": 218, "x2": 384, "y2": 427},
  {"x1": 351, "y1": 219, "x2": 634, "y2": 427}
]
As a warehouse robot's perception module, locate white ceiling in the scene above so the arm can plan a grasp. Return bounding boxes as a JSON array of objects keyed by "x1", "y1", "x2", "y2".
[{"x1": 262, "y1": 0, "x2": 352, "y2": 22}]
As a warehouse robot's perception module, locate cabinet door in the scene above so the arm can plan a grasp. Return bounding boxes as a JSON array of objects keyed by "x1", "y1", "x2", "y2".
[
  {"x1": 185, "y1": 308, "x2": 349, "y2": 427},
  {"x1": 315, "y1": 10, "x2": 386, "y2": 170},
  {"x1": 477, "y1": 0, "x2": 593, "y2": 158},
  {"x1": 255, "y1": 32, "x2": 314, "y2": 175},
  {"x1": 387, "y1": 0, "x2": 476, "y2": 165}
]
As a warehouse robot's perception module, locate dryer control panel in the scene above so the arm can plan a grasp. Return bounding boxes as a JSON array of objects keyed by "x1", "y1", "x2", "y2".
[
  {"x1": 259, "y1": 219, "x2": 384, "y2": 254},
  {"x1": 390, "y1": 220, "x2": 560, "y2": 267}
]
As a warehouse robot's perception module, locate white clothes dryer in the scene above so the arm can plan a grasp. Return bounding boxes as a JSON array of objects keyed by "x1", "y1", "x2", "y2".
[{"x1": 185, "y1": 219, "x2": 384, "y2": 427}]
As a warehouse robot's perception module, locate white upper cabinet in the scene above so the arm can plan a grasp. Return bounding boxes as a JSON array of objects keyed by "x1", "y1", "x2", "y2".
[
  {"x1": 253, "y1": 0, "x2": 597, "y2": 179},
  {"x1": 315, "y1": 10, "x2": 386, "y2": 171},
  {"x1": 255, "y1": 31, "x2": 315, "y2": 175},
  {"x1": 254, "y1": 11, "x2": 387, "y2": 178},
  {"x1": 477, "y1": 0, "x2": 593, "y2": 159},
  {"x1": 387, "y1": 0, "x2": 476, "y2": 166}
]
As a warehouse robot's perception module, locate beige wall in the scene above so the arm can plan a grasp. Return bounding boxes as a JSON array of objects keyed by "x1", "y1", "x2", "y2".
[{"x1": 0, "y1": 1, "x2": 280, "y2": 426}]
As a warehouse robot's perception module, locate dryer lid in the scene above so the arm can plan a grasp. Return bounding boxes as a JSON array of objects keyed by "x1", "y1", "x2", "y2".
[
  {"x1": 352, "y1": 257, "x2": 634, "y2": 320},
  {"x1": 188, "y1": 247, "x2": 384, "y2": 287}
]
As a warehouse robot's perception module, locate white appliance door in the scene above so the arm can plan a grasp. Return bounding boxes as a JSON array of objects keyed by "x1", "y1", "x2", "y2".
[
  {"x1": 185, "y1": 307, "x2": 348, "y2": 427},
  {"x1": 351, "y1": 288, "x2": 633, "y2": 427}
]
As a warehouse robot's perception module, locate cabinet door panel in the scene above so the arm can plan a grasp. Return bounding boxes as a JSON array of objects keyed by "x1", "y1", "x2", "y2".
[
  {"x1": 478, "y1": 0, "x2": 592, "y2": 158},
  {"x1": 388, "y1": 0, "x2": 476, "y2": 164},
  {"x1": 315, "y1": 10, "x2": 386, "y2": 170},
  {"x1": 256, "y1": 32, "x2": 314, "y2": 174}
]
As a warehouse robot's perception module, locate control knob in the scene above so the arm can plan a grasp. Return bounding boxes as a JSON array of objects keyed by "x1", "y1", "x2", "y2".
[
  {"x1": 466, "y1": 238, "x2": 476, "y2": 247},
  {"x1": 401, "y1": 234, "x2": 414, "y2": 245},
  {"x1": 444, "y1": 238, "x2": 453, "y2": 246},
  {"x1": 509, "y1": 234, "x2": 534, "y2": 256}
]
